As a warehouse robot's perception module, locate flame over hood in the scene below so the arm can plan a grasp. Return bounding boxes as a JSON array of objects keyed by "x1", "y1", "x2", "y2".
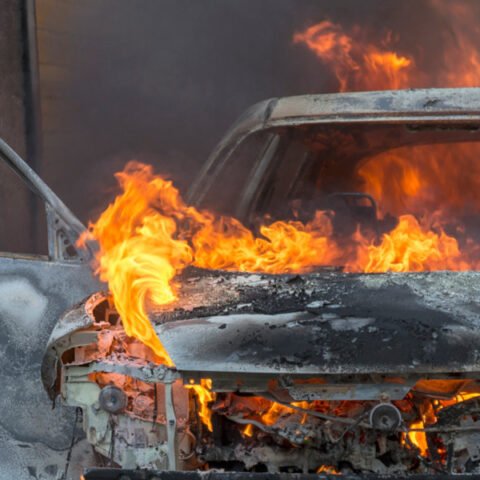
[
  {"x1": 82, "y1": 1, "x2": 480, "y2": 365},
  {"x1": 82, "y1": 164, "x2": 341, "y2": 362},
  {"x1": 82, "y1": 162, "x2": 477, "y2": 364}
]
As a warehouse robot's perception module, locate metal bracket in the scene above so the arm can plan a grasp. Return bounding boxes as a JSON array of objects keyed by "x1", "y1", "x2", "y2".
[
  {"x1": 46, "y1": 203, "x2": 87, "y2": 262},
  {"x1": 165, "y1": 382, "x2": 177, "y2": 471}
]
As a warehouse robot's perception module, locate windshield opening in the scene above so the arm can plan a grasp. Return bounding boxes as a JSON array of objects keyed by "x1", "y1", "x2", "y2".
[{"x1": 249, "y1": 123, "x2": 480, "y2": 272}]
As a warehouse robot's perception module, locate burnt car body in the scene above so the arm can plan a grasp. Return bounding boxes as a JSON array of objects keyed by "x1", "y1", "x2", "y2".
[{"x1": 40, "y1": 88, "x2": 480, "y2": 477}]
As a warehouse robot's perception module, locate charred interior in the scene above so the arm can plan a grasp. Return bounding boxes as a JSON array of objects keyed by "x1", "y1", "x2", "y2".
[{"x1": 200, "y1": 120, "x2": 480, "y2": 269}]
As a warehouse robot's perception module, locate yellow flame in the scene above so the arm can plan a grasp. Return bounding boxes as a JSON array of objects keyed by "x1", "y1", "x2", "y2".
[
  {"x1": 186, "y1": 379, "x2": 215, "y2": 431},
  {"x1": 406, "y1": 420, "x2": 428, "y2": 456}
]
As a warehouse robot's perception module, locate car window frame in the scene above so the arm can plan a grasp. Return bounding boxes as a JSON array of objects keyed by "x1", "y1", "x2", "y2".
[{"x1": 0, "y1": 138, "x2": 94, "y2": 264}]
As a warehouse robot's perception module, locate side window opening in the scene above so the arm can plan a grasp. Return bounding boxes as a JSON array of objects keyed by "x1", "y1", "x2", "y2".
[
  {"x1": 200, "y1": 131, "x2": 274, "y2": 219},
  {"x1": 251, "y1": 132, "x2": 312, "y2": 222}
]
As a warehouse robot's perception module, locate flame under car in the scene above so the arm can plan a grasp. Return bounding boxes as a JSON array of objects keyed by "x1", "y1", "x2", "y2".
[{"x1": 43, "y1": 88, "x2": 480, "y2": 476}]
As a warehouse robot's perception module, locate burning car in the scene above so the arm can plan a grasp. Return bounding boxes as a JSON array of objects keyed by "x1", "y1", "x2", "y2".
[{"x1": 36, "y1": 87, "x2": 480, "y2": 477}]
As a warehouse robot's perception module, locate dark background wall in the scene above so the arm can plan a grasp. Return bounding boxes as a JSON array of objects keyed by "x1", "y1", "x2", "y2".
[
  {"x1": 30, "y1": 0, "x2": 480, "y2": 226},
  {"x1": 0, "y1": 0, "x2": 40, "y2": 253},
  {"x1": 0, "y1": 1, "x2": 28, "y2": 157}
]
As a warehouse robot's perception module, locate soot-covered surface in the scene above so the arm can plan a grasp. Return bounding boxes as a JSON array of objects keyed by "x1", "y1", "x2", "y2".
[{"x1": 151, "y1": 268, "x2": 480, "y2": 375}]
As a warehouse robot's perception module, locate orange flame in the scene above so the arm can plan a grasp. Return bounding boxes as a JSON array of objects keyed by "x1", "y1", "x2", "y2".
[
  {"x1": 317, "y1": 465, "x2": 340, "y2": 475},
  {"x1": 243, "y1": 423, "x2": 254, "y2": 437},
  {"x1": 348, "y1": 215, "x2": 469, "y2": 273},
  {"x1": 430, "y1": 0, "x2": 480, "y2": 88},
  {"x1": 186, "y1": 379, "x2": 215, "y2": 431},
  {"x1": 406, "y1": 420, "x2": 429, "y2": 456},
  {"x1": 80, "y1": 164, "x2": 197, "y2": 364},
  {"x1": 193, "y1": 211, "x2": 338, "y2": 274},
  {"x1": 357, "y1": 144, "x2": 480, "y2": 220},
  {"x1": 405, "y1": 390, "x2": 480, "y2": 455},
  {"x1": 293, "y1": 3, "x2": 480, "y2": 92},
  {"x1": 293, "y1": 20, "x2": 412, "y2": 91}
]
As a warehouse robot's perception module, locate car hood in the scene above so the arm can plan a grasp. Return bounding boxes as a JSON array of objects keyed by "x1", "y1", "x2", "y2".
[
  {"x1": 43, "y1": 268, "x2": 480, "y2": 396},
  {"x1": 150, "y1": 269, "x2": 480, "y2": 376}
]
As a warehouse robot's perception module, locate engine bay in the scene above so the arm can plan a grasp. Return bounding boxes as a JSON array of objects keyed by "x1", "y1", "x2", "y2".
[{"x1": 46, "y1": 271, "x2": 480, "y2": 475}]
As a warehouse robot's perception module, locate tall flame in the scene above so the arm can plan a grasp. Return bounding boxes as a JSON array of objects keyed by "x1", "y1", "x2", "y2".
[
  {"x1": 406, "y1": 420, "x2": 429, "y2": 456},
  {"x1": 81, "y1": 164, "x2": 194, "y2": 364}
]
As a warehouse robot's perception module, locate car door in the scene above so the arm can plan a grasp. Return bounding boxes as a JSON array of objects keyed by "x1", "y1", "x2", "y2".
[{"x1": 0, "y1": 139, "x2": 102, "y2": 478}]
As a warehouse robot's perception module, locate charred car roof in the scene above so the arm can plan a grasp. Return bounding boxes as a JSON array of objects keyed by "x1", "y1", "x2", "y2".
[{"x1": 187, "y1": 87, "x2": 480, "y2": 210}]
